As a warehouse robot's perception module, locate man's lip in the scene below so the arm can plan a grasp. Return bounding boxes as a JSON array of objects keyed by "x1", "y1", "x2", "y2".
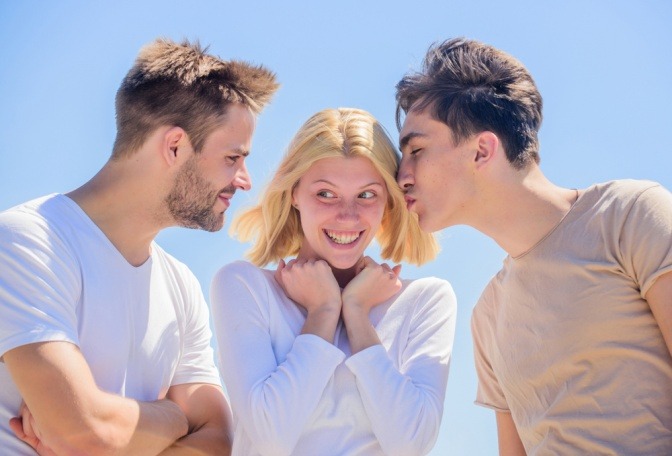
[
  {"x1": 218, "y1": 194, "x2": 233, "y2": 207},
  {"x1": 404, "y1": 195, "x2": 416, "y2": 210}
]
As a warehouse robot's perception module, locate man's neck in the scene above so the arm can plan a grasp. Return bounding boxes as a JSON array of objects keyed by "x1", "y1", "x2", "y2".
[
  {"x1": 471, "y1": 168, "x2": 579, "y2": 258},
  {"x1": 67, "y1": 160, "x2": 168, "y2": 267}
]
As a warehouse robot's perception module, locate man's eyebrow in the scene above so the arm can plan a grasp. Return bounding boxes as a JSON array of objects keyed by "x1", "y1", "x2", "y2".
[{"x1": 399, "y1": 132, "x2": 426, "y2": 151}]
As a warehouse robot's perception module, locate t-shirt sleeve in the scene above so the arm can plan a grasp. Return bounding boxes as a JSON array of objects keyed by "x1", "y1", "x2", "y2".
[
  {"x1": 472, "y1": 282, "x2": 509, "y2": 411},
  {"x1": 618, "y1": 184, "x2": 672, "y2": 298},
  {"x1": 171, "y1": 268, "x2": 222, "y2": 387},
  {"x1": 0, "y1": 210, "x2": 81, "y2": 358}
]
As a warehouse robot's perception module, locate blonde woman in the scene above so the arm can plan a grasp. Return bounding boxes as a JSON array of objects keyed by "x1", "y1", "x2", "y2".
[{"x1": 210, "y1": 108, "x2": 456, "y2": 456}]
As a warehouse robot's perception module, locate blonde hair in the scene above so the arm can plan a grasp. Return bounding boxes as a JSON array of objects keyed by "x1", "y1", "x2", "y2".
[{"x1": 232, "y1": 107, "x2": 439, "y2": 266}]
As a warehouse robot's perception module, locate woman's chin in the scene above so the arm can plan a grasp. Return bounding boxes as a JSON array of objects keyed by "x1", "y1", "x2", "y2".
[{"x1": 325, "y1": 255, "x2": 363, "y2": 271}]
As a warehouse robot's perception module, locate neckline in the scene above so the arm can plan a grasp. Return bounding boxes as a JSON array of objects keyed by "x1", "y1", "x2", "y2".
[
  {"x1": 512, "y1": 188, "x2": 582, "y2": 261},
  {"x1": 59, "y1": 194, "x2": 154, "y2": 270}
]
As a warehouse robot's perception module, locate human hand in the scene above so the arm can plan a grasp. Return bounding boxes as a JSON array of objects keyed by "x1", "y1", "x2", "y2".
[
  {"x1": 275, "y1": 258, "x2": 342, "y2": 315},
  {"x1": 341, "y1": 256, "x2": 402, "y2": 316},
  {"x1": 9, "y1": 401, "x2": 57, "y2": 456}
]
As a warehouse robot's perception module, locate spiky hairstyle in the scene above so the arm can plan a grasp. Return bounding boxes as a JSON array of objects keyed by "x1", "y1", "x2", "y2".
[{"x1": 112, "y1": 38, "x2": 279, "y2": 158}]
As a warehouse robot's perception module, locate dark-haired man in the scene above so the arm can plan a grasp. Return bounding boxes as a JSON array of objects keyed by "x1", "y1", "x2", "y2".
[
  {"x1": 396, "y1": 38, "x2": 672, "y2": 454},
  {"x1": 0, "y1": 38, "x2": 278, "y2": 454}
]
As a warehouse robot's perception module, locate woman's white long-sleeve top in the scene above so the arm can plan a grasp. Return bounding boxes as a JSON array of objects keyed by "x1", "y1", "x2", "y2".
[{"x1": 210, "y1": 260, "x2": 457, "y2": 456}]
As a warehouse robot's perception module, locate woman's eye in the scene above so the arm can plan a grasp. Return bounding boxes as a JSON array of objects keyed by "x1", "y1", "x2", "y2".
[
  {"x1": 359, "y1": 191, "x2": 376, "y2": 199},
  {"x1": 317, "y1": 190, "x2": 335, "y2": 198}
]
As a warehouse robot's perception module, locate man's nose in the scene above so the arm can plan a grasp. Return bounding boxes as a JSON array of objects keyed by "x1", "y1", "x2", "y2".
[
  {"x1": 234, "y1": 162, "x2": 252, "y2": 191},
  {"x1": 397, "y1": 159, "x2": 413, "y2": 190}
]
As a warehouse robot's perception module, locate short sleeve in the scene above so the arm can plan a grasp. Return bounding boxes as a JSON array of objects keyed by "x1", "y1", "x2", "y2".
[
  {"x1": 0, "y1": 210, "x2": 81, "y2": 357},
  {"x1": 471, "y1": 283, "x2": 509, "y2": 411},
  {"x1": 618, "y1": 184, "x2": 672, "y2": 298},
  {"x1": 171, "y1": 268, "x2": 221, "y2": 387}
]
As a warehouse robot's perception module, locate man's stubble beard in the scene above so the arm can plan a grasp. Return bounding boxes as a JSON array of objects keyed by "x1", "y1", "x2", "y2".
[{"x1": 165, "y1": 157, "x2": 235, "y2": 232}]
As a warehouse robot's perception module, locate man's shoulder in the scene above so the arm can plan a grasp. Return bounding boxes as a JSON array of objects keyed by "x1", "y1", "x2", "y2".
[
  {"x1": 0, "y1": 194, "x2": 62, "y2": 226},
  {"x1": 589, "y1": 179, "x2": 662, "y2": 200},
  {"x1": 0, "y1": 194, "x2": 82, "y2": 250},
  {"x1": 582, "y1": 179, "x2": 669, "y2": 220},
  {"x1": 472, "y1": 266, "x2": 507, "y2": 315}
]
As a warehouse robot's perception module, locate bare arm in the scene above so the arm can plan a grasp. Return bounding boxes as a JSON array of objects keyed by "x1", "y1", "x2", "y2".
[
  {"x1": 5, "y1": 341, "x2": 188, "y2": 455},
  {"x1": 159, "y1": 383, "x2": 233, "y2": 455},
  {"x1": 496, "y1": 412, "x2": 526, "y2": 456},
  {"x1": 646, "y1": 270, "x2": 672, "y2": 356}
]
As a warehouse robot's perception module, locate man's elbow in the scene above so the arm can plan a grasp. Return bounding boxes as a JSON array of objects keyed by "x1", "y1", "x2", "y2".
[{"x1": 176, "y1": 424, "x2": 233, "y2": 456}]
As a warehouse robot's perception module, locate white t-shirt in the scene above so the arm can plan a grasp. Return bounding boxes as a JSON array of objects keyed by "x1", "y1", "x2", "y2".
[
  {"x1": 0, "y1": 194, "x2": 221, "y2": 454},
  {"x1": 211, "y1": 260, "x2": 457, "y2": 456}
]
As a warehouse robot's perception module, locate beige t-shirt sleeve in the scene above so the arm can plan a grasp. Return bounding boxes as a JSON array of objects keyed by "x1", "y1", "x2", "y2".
[
  {"x1": 472, "y1": 282, "x2": 509, "y2": 411},
  {"x1": 618, "y1": 184, "x2": 672, "y2": 298}
]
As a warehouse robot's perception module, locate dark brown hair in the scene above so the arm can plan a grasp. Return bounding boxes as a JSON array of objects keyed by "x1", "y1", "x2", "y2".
[{"x1": 396, "y1": 38, "x2": 542, "y2": 169}]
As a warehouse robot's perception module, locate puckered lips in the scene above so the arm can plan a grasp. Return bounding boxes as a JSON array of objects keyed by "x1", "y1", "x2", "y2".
[
  {"x1": 404, "y1": 194, "x2": 416, "y2": 210},
  {"x1": 323, "y1": 229, "x2": 364, "y2": 246}
]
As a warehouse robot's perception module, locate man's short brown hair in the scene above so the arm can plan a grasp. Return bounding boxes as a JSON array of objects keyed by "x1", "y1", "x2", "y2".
[{"x1": 112, "y1": 38, "x2": 279, "y2": 159}]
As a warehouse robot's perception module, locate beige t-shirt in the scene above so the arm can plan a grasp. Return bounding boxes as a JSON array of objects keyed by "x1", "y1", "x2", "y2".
[{"x1": 472, "y1": 180, "x2": 672, "y2": 455}]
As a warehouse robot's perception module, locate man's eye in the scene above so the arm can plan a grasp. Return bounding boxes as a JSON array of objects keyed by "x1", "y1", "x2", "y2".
[
  {"x1": 410, "y1": 148, "x2": 422, "y2": 156},
  {"x1": 227, "y1": 155, "x2": 240, "y2": 164}
]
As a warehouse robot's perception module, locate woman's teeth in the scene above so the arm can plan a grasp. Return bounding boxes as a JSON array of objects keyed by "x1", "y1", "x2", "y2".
[{"x1": 325, "y1": 230, "x2": 360, "y2": 245}]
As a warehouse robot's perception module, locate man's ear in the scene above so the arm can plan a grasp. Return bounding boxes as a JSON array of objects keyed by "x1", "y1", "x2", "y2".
[
  {"x1": 474, "y1": 131, "x2": 500, "y2": 169},
  {"x1": 162, "y1": 126, "x2": 187, "y2": 166}
]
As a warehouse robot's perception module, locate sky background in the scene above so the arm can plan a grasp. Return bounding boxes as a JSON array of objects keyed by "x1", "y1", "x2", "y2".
[{"x1": 1, "y1": 1, "x2": 671, "y2": 454}]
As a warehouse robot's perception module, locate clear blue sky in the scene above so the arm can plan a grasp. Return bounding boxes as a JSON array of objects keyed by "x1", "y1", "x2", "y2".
[{"x1": 1, "y1": 1, "x2": 670, "y2": 454}]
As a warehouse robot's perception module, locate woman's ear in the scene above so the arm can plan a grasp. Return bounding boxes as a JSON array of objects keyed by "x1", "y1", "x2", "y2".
[{"x1": 291, "y1": 183, "x2": 300, "y2": 210}]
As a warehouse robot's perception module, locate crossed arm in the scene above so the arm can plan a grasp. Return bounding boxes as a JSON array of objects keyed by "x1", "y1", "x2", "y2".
[
  {"x1": 5, "y1": 341, "x2": 231, "y2": 455},
  {"x1": 161, "y1": 382, "x2": 232, "y2": 455}
]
